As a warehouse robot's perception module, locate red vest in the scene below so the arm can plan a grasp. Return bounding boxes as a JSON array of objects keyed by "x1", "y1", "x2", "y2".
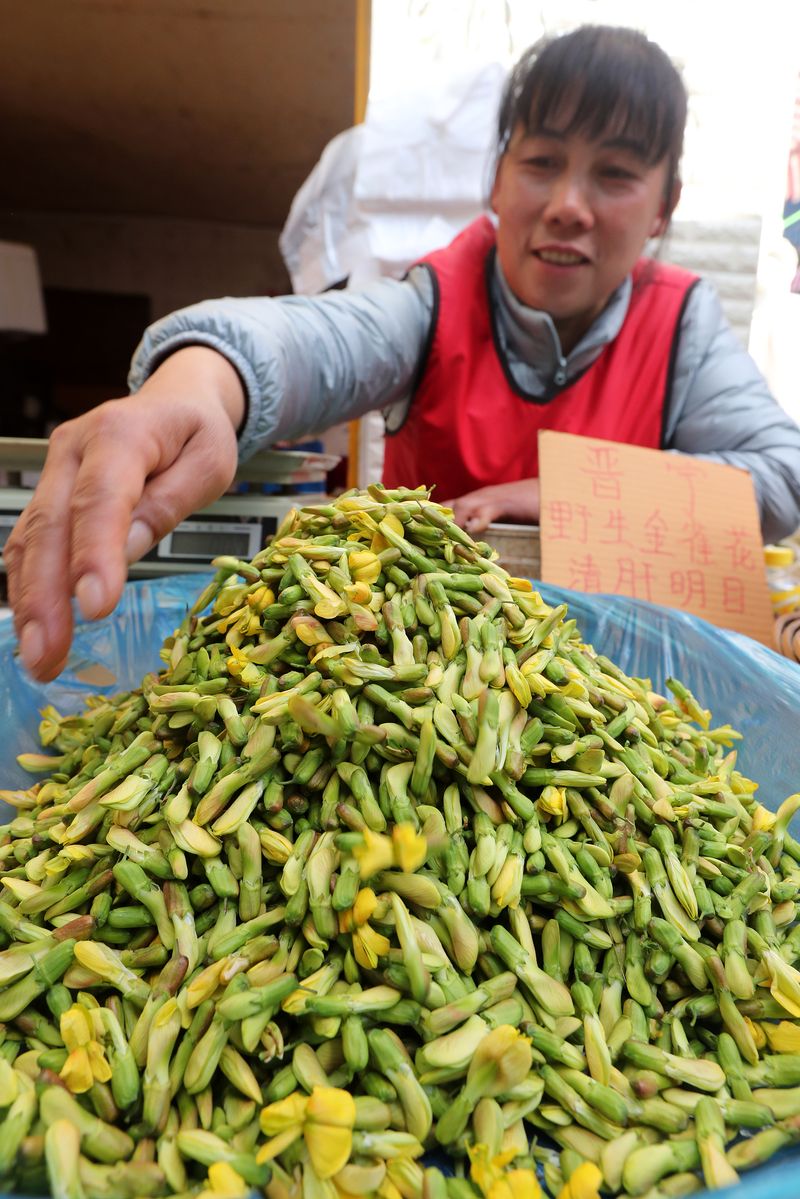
[{"x1": 382, "y1": 216, "x2": 698, "y2": 497}]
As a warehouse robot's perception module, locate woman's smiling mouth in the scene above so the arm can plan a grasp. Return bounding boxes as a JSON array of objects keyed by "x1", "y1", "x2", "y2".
[{"x1": 533, "y1": 246, "x2": 590, "y2": 265}]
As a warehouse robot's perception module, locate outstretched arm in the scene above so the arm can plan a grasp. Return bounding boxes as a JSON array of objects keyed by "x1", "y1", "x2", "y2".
[
  {"x1": 7, "y1": 275, "x2": 430, "y2": 681},
  {"x1": 6, "y1": 347, "x2": 245, "y2": 680}
]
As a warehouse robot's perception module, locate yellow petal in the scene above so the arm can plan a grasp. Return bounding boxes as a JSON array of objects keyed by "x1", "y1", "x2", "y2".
[
  {"x1": 186, "y1": 959, "x2": 228, "y2": 1008},
  {"x1": 381, "y1": 514, "x2": 405, "y2": 538},
  {"x1": 507, "y1": 1169, "x2": 542, "y2": 1199},
  {"x1": 259, "y1": 1092, "x2": 308, "y2": 1135},
  {"x1": 353, "y1": 829, "x2": 395, "y2": 880},
  {"x1": 338, "y1": 908, "x2": 356, "y2": 935},
  {"x1": 353, "y1": 924, "x2": 390, "y2": 970},
  {"x1": 351, "y1": 888, "x2": 378, "y2": 927},
  {"x1": 391, "y1": 824, "x2": 427, "y2": 873},
  {"x1": 87, "y1": 1041, "x2": 112, "y2": 1084},
  {"x1": 752, "y1": 804, "x2": 777, "y2": 831},
  {"x1": 469, "y1": 1025, "x2": 533, "y2": 1096},
  {"x1": 350, "y1": 552, "x2": 381, "y2": 585},
  {"x1": 744, "y1": 1018, "x2": 767, "y2": 1050},
  {"x1": 557, "y1": 1162, "x2": 603, "y2": 1199},
  {"x1": 255, "y1": 1127, "x2": 303, "y2": 1163},
  {"x1": 536, "y1": 786, "x2": 566, "y2": 818},
  {"x1": 764, "y1": 951, "x2": 800, "y2": 1018},
  {"x1": 305, "y1": 1123, "x2": 353, "y2": 1181},
  {"x1": 469, "y1": 1143, "x2": 519, "y2": 1198},
  {"x1": 762, "y1": 1020, "x2": 800, "y2": 1053},
  {"x1": 468, "y1": 1143, "x2": 494, "y2": 1193},
  {"x1": 60, "y1": 1007, "x2": 92, "y2": 1052},
  {"x1": 207, "y1": 1163, "x2": 249, "y2": 1197},
  {"x1": 59, "y1": 1047, "x2": 94, "y2": 1094},
  {"x1": 307, "y1": 1087, "x2": 356, "y2": 1129}
]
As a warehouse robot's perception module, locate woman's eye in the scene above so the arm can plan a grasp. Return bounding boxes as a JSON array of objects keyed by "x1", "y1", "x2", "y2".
[
  {"x1": 524, "y1": 156, "x2": 558, "y2": 170},
  {"x1": 601, "y1": 165, "x2": 637, "y2": 181}
]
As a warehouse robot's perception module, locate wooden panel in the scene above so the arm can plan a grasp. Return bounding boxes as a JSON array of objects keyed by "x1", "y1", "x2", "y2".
[{"x1": 0, "y1": 0, "x2": 358, "y2": 226}]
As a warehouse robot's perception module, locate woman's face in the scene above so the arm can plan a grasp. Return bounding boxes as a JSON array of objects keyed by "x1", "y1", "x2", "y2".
[{"x1": 491, "y1": 122, "x2": 676, "y2": 353}]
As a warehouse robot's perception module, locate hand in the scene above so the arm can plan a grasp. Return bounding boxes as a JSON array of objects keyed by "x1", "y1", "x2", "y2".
[
  {"x1": 445, "y1": 478, "x2": 540, "y2": 535},
  {"x1": 6, "y1": 347, "x2": 246, "y2": 681}
]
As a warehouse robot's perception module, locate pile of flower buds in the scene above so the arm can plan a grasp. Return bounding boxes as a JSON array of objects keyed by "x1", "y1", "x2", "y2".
[{"x1": 1, "y1": 485, "x2": 800, "y2": 1199}]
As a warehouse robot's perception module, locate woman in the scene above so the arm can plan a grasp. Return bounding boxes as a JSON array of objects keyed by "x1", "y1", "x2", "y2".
[{"x1": 9, "y1": 25, "x2": 800, "y2": 680}]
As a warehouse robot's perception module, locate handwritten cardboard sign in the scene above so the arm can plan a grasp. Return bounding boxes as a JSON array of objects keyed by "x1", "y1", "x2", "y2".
[{"x1": 538, "y1": 431, "x2": 775, "y2": 646}]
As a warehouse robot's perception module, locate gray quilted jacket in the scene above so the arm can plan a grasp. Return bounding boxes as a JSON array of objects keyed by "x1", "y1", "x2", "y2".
[{"x1": 129, "y1": 258, "x2": 800, "y2": 542}]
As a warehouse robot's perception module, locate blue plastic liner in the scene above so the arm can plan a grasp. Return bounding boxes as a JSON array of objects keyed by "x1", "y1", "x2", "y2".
[{"x1": 0, "y1": 574, "x2": 799, "y2": 1198}]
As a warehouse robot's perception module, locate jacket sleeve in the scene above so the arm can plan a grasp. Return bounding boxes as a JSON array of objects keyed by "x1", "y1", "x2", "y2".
[
  {"x1": 127, "y1": 272, "x2": 432, "y2": 461},
  {"x1": 664, "y1": 279, "x2": 800, "y2": 542}
]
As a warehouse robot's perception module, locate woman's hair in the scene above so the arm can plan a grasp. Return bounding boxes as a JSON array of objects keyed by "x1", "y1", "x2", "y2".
[{"x1": 496, "y1": 25, "x2": 688, "y2": 216}]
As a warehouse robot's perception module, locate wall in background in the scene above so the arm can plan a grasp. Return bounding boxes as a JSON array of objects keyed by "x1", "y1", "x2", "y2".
[{"x1": 0, "y1": 213, "x2": 291, "y2": 324}]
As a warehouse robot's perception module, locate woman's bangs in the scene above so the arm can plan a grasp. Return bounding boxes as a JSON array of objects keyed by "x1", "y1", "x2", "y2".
[{"x1": 523, "y1": 69, "x2": 671, "y2": 166}]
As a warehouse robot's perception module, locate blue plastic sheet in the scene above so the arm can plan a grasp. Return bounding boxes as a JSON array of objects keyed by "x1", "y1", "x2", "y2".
[{"x1": 0, "y1": 574, "x2": 799, "y2": 1198}]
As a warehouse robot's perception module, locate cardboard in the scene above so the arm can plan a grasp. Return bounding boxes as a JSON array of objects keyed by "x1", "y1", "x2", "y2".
[{"x1": 538, "y1": 431, "x2": 775, "y2": 647}]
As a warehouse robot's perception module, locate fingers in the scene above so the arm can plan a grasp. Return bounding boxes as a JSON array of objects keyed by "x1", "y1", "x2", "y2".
[
  {"x1": 8, "y1": 401, "x2": 171, "y2": 680},
  {"x1": 125, "y1": 423, "x2": 239, "y2": 556},
  {"x1": 6, "y1": 361, "x2": 244, "y2": 682},
  {"x1": 5, "y1": 424, "x2": 82, "y2": 679},
  {"x1": 450, "y1": 496, "x2": 501, "y2": 535},
  {"x1": 462, "y1": 504, "x2": 499, "y2": 535},
  {"x1": 68, "y1": 403, "x2": 237, "y2": 605},
  {"x1": 67, "y1": 416, "x2": 160, "y2": 623},
  {"x1": 449, "y1": 480, "x2": 541, "y2": 535}
]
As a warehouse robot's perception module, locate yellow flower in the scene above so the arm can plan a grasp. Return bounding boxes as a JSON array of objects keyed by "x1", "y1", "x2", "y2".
[
  {"x1": 469, "y1": 1143, "x2": 542, "y2": 1199},
  {"x1": 469, "y1": 1143, "x2": 516, "y2": 1191},
  {"x1": 58, "y1": 1005, "x2": 111, "y2": 1094},
  {"x1": 351, "y1": 888, "x2": 378, "y2": 927},
  {"x1": 257, "y1": 1091, "x2": 308, "y2": 1162},
  {"x1": 352, "y1": 923, "x2": 391, "y2": 970},
  {"x1": 499, "y1": 1171, "x2": 543, "y2": 1199},
  {"x1": 745, "y1": 1017, "x2": 767, "y2": 1050},
  {"x1": 763, "y1": 950, "x2": 800, "y2": 1018},
  {"x1": 260, "y1": 1092, "x2": 309, "y2": 1136},
  {"x1": 197, "y1": 1163, "x2": 250, "y2": 1199},
  {"x1": 338, "y1": 888, "x2": 390, "y2": 968},
  {"x1": 391, "y1": 824, "x2": 427, "y2": 873},
  {"x1": 258, "y1": 1088, "x2": 356, "y2": 1180},
  {"x1": 536, "y1": 785, "x2": 567, "y2": 821},
  {"x1": 490, "y1": 854, "x2": 523, "y2": 910},
  {"x1": 226, "y1": 644, "x2": 249, "y2": 679},
  {"x1": 305, "y1": 1086, "x2": 356, "y2": 1180},
  {"x1": 247, "y1": 586, "x2": 275, "y2": 613},
  {"x1": 353, "y1": 830, "x2": 395, "y2": 880},
  {"x1": 761, "y1": 1020, "x2": 800, "y2": 1053},
  {"x1": 557, "y1": 1162, "x2": 603, "y2": 1199},
  {"x1": 752, "y1": 804, "x2": 777, "y2": 832},
  {"x1": 349, "y1": 550, "x2": 382, "y2": 585},
  {"x1": 468, "y1": 1025, "x2": 533, "y2": 1097},
  {"x1": 351, "y1": 825, "x2": 427, "y2": 879}
]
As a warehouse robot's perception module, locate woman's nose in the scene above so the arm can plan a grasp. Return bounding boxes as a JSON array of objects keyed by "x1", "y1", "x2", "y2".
[{"x1": 543, "y1": 175, "x2": 594, "y2": 228}]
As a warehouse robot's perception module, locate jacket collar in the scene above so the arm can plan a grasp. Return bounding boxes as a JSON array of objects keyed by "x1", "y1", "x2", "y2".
[{"x1": 492, "y1": 256, "x2": 633, "y2": 389}]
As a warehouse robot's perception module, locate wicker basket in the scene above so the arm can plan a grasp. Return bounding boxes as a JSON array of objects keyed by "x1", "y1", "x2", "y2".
[{"x1": 482, "y1": 523, "x2": 541, "y2": 581}]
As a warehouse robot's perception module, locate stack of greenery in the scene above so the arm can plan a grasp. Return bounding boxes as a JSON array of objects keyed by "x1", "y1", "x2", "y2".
[{"x1": 1, "y1": 485, "x2": 800, "y2": 1199}]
